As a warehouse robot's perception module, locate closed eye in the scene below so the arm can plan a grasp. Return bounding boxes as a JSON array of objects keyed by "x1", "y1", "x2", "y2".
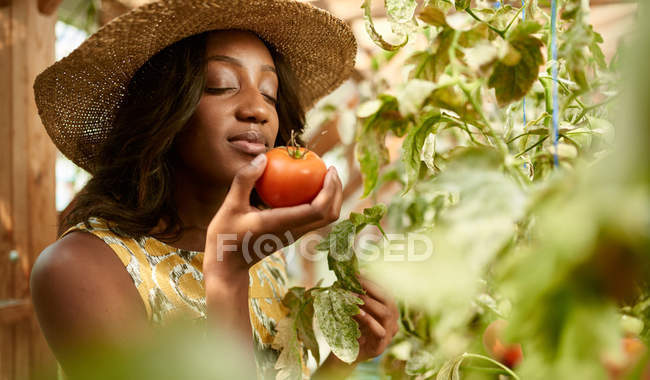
[
  {"x1": 206, "y1": 87, "x2": 277, "y2": 106},
  {"x1": 263, "y1": 94, "x2": 278, "y2": 105},
  {"x1": 205, "y1": 87, "x2": 236, "y2": 94}
]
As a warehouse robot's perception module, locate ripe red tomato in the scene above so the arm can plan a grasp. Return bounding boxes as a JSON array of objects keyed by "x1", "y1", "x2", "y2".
[
  {"x1": 255, "y1": 147, "x2": 327, "y2": 208},
  {"x1": 482, "y1": 319, "x2": 524, "y2": 368}
]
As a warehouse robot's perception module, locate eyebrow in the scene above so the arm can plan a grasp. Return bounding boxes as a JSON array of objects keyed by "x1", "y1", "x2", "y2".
[{"x1": 207, "y1": 54, "x2": 276, "y2": 74}]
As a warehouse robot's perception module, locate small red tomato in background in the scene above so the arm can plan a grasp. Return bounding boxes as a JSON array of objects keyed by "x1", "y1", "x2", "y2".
[
  {"x1": 255, "y1": 146, "x2": 327, "y2": 208},
  {"x1": 482, "y1": 319, "x2": 524, "y2": 368},
  {"x1": 604, "y1": 336, "x2": 648, "y2": 380}
]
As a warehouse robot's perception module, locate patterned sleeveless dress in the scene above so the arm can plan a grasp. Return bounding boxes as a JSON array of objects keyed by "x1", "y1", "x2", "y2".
[{"x1": 55, "y1": 217, "x2": 310, "y2": 379}]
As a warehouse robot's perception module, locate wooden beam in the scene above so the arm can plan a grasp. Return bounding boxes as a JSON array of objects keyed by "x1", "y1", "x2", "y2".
[
  {"x1": 0, "y1": 299, "x2": 32, "y2": 326},
  {"x1": 0, "y1": 0, "x2": 58, "y2": 378}
]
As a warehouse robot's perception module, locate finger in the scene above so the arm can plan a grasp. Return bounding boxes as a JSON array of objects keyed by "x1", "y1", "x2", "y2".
[
  {"x1": 255, "y1": 202, "x2": 331, "y2": 234},
  {"x1": 285, "y1": 169, "x2": 344, "y2": 238},
  {"x1": 358, "y1": 293, "x2": 392, "y2": 325},
  {"x1": 357, "y1": 275, "x2": 395, "y2": 308},
  {"x1": 310, "y1": 167, "x2": 338, "y2": 211},
  {"x1": 330, "y1": 168, "x2": 344, "y2": 219},
  {"x1": 224, "y1": 154, "x2": 267, "y2": 208},
  {"x1": 354, "y1": 308, "x2": 386, "y2": 340}
]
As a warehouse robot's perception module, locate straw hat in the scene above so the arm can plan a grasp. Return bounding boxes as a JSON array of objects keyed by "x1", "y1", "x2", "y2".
[{"x1": 33, "y1": 0, "x2": 357, "y2": 173}]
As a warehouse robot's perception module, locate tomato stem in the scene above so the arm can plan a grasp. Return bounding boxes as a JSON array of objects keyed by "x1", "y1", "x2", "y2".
[{"x1": 286, "y1": 129, "x2": 310, "y2": 159}]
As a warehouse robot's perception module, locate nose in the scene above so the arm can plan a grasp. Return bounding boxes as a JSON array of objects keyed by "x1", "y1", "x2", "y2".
[{"x1": 235, "y1": 87, "x2": 271, "y2": 125}]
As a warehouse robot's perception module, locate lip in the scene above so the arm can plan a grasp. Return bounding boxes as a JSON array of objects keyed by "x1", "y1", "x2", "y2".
[
  {"x1": 228, "y1": 139, "x2": 268, "y2": 155},
  {"x1": 227, "y1": 130, "x2": 268, "y2": 147}
]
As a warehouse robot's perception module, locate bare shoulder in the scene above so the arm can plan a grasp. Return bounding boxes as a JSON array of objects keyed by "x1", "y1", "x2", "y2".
[
  {"x1": 33, "y1": 230, "x2": 122, "y2": 274},
  {"x1": 30, "y1": 230, "x2": 152, "y2": 376}
]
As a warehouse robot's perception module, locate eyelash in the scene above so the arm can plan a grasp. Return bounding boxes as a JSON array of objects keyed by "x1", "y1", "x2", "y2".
[{"x1": 206, "y1": 88, "x2": 277, "y2": 105}]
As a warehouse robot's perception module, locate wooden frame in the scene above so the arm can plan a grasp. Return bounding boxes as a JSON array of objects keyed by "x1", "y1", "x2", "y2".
[{"x1": 0, "y1": 0, "x2": 58, "y2": 378}]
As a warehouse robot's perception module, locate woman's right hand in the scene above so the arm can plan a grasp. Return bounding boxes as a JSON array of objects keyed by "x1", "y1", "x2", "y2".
[{"x1": 203, "y1": 153, "x2": 343, "y2": 278}]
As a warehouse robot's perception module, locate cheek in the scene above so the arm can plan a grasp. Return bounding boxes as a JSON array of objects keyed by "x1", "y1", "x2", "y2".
[
  {"x1": 190, "y1": 98, "x2": 229, "y2": 141},
  {"x1": 173, "y1": 102, "x2": 233, "y2": 182}
]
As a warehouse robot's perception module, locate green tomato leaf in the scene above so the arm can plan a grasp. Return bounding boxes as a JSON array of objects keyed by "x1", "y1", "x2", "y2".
[
  {"x1": 282, "y1": 287, "x2": 306, "y2": 311},
  {"x1": 454, "y1": 0, "x2": 469, "y2": 10},
  {"x1": 271, "y1": 317, "x2": 305, "y2": 380},
  {"x1": 363, "y1": 0, "x2": 408, "y2": 51},
  {"x1": 328, "y1": 251, "x2": 363, "y2": 294},
  {"x1": 295, "y1": 299, "x2": 319, "y2": 365},
  {"x1": 313, "y1": 286, "x2": 364, "y2": 364},
  {"x1": 361, "y1": 204, "x2": 388, "y2": 225},
  {"x1": 316, "y1": 205, "x2": 387, "y2": 293},
  {"x1": 402, "y1": 113, "x2": 442, "y2": 195},
  {"x1": 356, "y1": 123, "x2": 389, "y2": 198},
  {"x1": 356, "y1": 96, "x2": 400, "y2": 197},
  {"x1": 589, "y1": 28, "x2": 608, "y2": 69},
  {"x1": 357, "y1": 204, "x2": 389, "y2": 237},
  {"x1": 280, "y1": 287, "x2": 321, "y2": 366},
  {"x1": 424, "y1": 0, "x2": 452, "y2": 12},
  {"x1": 398, "y1": 79, "x2": 438, "y2": 116},
  {"x1": 316, "y1": 220, "x2": 363, "y2": 293},
  {"x1": 488, "y1": 22, "x2": 544, "y2": 106},
  {"x1": 506, "y1": 20, "x2": 542, "y2": 40},
  {"x1": 418, "y1": 5, "x2": 448, "y2": 27},
  {"x1": 435, "y1": 355, "x2": 464, "y2": 380},
  {"x1": 386, "y1": 0, "x2": 417, "y2": 24},
  {"x1": 405, "y1": 349, "x2": 440, "y2": 375},
  {"x1": 407, "y1": 28, "x2": 454, "y2": 82}
]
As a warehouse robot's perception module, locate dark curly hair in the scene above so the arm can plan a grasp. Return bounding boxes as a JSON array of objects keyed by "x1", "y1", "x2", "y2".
[{"x1": 59, "y1": 30, "x2": 306, "y2": 241}]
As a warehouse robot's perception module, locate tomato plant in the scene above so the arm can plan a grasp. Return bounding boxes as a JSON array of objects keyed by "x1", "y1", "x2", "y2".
[
  {"x1": 268, "y1": 1, "x2": 649, "y2": 379},
  {"x1": 255, "y1": 146, "x2": 327, "y2": 208}
]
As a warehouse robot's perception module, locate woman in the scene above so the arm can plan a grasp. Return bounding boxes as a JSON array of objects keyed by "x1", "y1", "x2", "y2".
[{"x1": 30, "y1": 1, "x2": 399, "y2": 379}]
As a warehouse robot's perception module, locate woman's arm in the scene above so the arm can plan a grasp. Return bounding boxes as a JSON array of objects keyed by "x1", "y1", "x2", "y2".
[
  {"x1": 202, "y1": 262, "x2": 255, "y2": 361},
  {"x1": 30, "y1": 231, "x2": 155, "y2": 379}
]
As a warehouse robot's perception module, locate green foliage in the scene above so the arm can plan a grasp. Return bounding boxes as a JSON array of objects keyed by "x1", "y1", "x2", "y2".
[
  {"x1": 362, "y1": 0, "x2": 409, "y2": 51},
  {"x1": 401, "y1": 112, "x2": 442, "y2": 194},
  {"x1": 313, "y1": 285, "x2": 366, "y2": 363},
  {"x1": 355, "y1": 96, "x2": 405, "y2": 197},
  {"x1": 316, "y1": 204, "x2": 387, "y2": 293},
  {"x1": 488, "y1": 21, "x2": 545, "y2": 106},
  {"x1": 341, "y1": 0, "x2": 645, "y2": 379},
  {"x1": 272, "y1": 317, "x2": 305, "y2": 380},
  {"x1": 272, "y1": 0, "x2": 646, "y2": 378},
  {"x1": 58, "y1": 0, "x2": 100, "y2": 34},
  {"x1": 271, "y1": 205, "x2": 387, "y2": 372}
]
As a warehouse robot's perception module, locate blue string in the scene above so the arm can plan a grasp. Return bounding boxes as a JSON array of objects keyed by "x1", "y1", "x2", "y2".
[
  {"x1": 522, "y1": 0, "x2": 527, "y2": 126},
  {"x1": 522, "y1": 0, "x2": 528, "y2": 171},
  {"x1": 551, "y1": 0, "x2": 559, "y2": 167}
]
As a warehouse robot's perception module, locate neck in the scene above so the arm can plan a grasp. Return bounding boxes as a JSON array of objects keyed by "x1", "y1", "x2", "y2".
[
  {"x1": 173, "y1": 171, "x2": 228, "y2": 230},
  {"x1": 154, "y1": 165, "x2": 230, "y2": 252}
]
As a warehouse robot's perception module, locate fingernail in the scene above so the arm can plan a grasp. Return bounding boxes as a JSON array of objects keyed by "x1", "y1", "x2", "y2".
[{"x1": 251, "y1": 154, "x2": 266, "y2": 167}]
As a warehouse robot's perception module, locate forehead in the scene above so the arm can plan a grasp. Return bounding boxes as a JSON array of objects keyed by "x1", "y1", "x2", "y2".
[{"x1": 205, "y1": 30, "x2": 274, "y2": 65}]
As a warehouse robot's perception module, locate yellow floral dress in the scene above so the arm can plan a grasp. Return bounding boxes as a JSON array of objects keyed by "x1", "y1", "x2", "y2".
[{"x1": 55, "y1": 217, "x2": 310, "y2": 379}]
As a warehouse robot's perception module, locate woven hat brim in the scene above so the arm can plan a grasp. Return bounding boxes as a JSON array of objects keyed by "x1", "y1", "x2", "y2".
[{"x1": 34, "y1": 0, "x2": 357, "y2": 173}]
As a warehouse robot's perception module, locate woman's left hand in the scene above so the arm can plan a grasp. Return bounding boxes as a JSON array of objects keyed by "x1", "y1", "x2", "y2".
[{"x1": 352, "y1": 273, "x2": 400, "y2": 364}]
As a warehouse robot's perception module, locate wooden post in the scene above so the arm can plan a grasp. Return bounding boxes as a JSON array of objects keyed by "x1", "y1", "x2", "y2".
[{"x1": 0, "y1": 0, "x2": 58, "y2": 378}]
